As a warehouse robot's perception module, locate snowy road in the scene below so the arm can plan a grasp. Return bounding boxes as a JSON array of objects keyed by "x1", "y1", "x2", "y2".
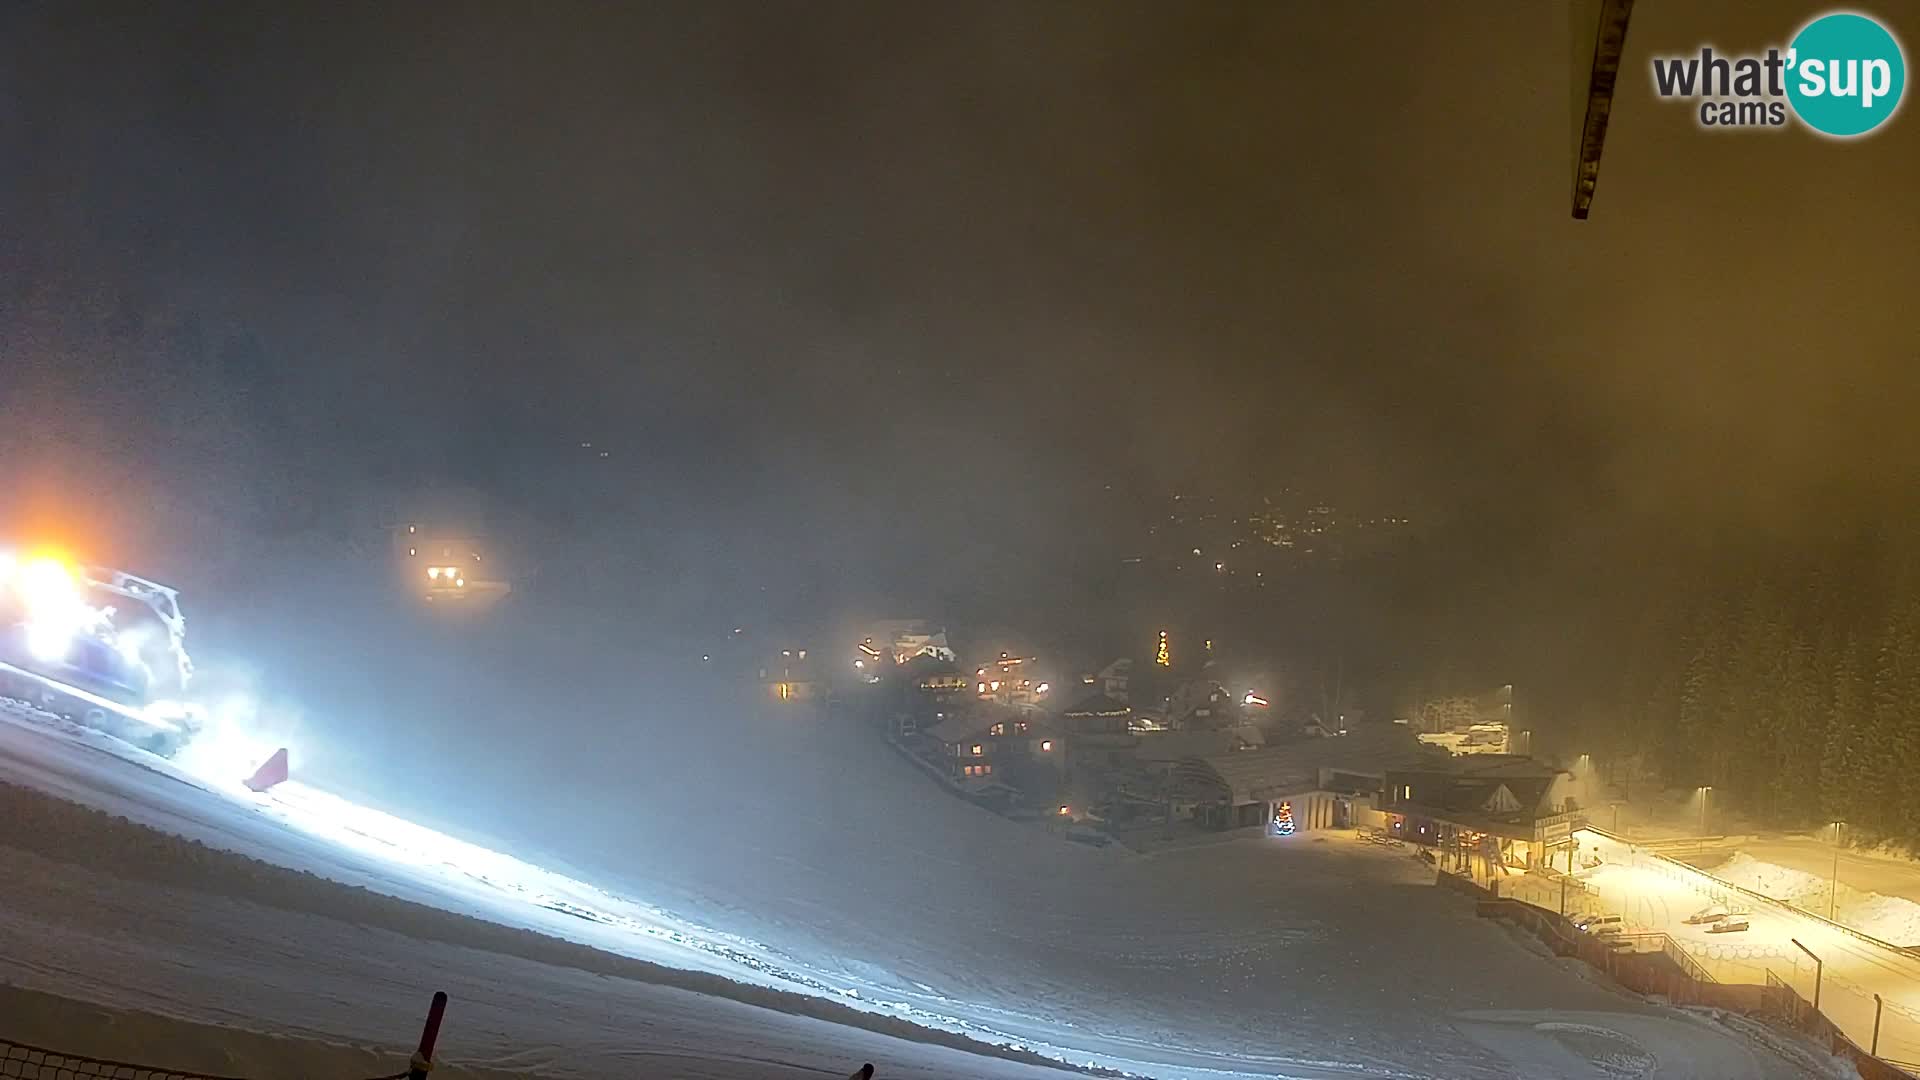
[
  {"x1": 1573, "y1": 829, "x2": 1920, "y2": 1069},
  {"x1": 0, "y1": 703, "x2": 1845, "y2": 1078}
]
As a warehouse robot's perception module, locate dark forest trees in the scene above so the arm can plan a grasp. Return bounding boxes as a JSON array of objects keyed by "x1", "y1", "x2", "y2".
[{"x1": 1542, "y1": 534, "x2": 1920, "y2": 849}]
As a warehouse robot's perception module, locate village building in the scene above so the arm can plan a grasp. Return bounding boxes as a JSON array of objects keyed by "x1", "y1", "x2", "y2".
[
  {"x1": 922, "y1": 712, "x2": 1000, "y2": 786},
  {"x1": 758, "y1": 648, "x2": 819, "y2": 703},
  {"x1": 1380, "y1": 756, "x2": 1580, "y2": 873},
  {"x1": 1169, "y1": 726, "x2": 1431, "y2": 833},
  {"x1": 890, "y1": 654, "x2": 970, "y2": 737}
]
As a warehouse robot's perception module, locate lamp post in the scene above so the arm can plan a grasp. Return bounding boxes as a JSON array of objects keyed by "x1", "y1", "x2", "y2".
[
  {"x1": 1829, "y1": 821, "x2": 1845, "y2": 922},
  {"x1": 1791, "y1": 937, "x2": 1823, "y2": 1013}
]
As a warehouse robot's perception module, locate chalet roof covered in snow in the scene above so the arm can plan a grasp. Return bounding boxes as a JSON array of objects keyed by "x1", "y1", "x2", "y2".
[
  {"x1": 1386, "y1": 754, "x2": 1568, "y2": 819},
  {"x1": 1174, "y1": 726, "x2": 1432, "y2": 805},
  {"x1": 1059, "y1": 692, "x2": 1130, "y2": 718},
  {"x1": 923, "y1": 712, "x2": 995, "y2": 744},
  {"x1": 1175, "y1": 748, "x2": 1319, "y2": 805},
  {"x1": 898, "y1": 653, "x2": 961, "y2": 678},
  {"x1": 1132, "y1": 728, "x2": 1261, "y2": 764}
]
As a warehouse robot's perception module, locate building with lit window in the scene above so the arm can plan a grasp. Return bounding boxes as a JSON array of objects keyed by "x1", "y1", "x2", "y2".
[
  {"x1": 890, "y1": 654, "x2": 969, "y2": 737},
  {"x1": 866, "y1": 620, "x2": 956, "y2": 665},
  {"x1": 392, "y1": 523, "x2": 511, "y2": 612},
  {"x1": 1379, "y1": 756, "x2": 1580, "y2": 872},
  {"x1": 1164, "y1": 678, "x2": 1239, "y2": 730},
  {"x1": 923, "y1": 712, "x2": 999, "y2": 786},
  {"x1": 758, "y1": 648, "x2": 819, "y2": 704},
  {"x1": 971, "y1": 652, "x2": 1051, "y2": 710},
  {"x1": 976, "y1": 709, "x2": 1066, "y2": 773},
  {"x1": 1059, "y1": 691, "x2": 1133, "y2": 738},
  {"x1": 1170, "y1": 727, "x2": 1429, "y2": 833}
]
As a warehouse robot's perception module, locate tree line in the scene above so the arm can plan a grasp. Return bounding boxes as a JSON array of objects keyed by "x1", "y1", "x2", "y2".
[{"x1": 1545, "y1": 530, "x2": 1920, "y2": 848}]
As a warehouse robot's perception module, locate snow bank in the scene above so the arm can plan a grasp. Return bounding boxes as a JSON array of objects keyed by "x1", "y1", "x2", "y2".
[{"x1": 1709, "y1": 852, "x2": 1920, "y2": 946}]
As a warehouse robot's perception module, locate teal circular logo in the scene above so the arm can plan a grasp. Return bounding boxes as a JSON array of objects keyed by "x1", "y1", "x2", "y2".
[{"x1": 1787, "y1": 13, "x2": 1906, "y2": 137}]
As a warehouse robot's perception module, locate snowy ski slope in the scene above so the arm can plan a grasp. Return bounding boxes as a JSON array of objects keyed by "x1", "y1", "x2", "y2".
[{"x1": 0, "y1": 701, "x2": 1844, "y2": 1079}]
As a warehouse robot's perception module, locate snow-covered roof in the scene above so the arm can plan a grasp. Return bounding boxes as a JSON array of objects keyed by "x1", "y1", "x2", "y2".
[
  {"x1": 1174, "y1": 726, "x2": 1428, "y2": 805},
  {"x1": 922, "y1": 713, "x2": 995, "y2": 744},
  {"x1": 1175, "y1": 749, "x2": 1319, "y2": 805},
  {"x1": 1386, "y1": 754, "x2": 1566, "y2": 820},
  {"x1": 1455, "y1": 757, "x2": 1564, "y2": 782},
  {"x1": 899, "y1": 654, "x2": 961, "y2": 678},
  {"x1": 1133, "y1": 730, "x2": 1252, "y2": 764},
  {"x1": 1060, "y1": 692, "x2": 1131, "y2": 718}
]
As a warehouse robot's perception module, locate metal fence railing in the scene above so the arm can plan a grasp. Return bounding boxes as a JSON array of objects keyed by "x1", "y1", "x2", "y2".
[
  {"x1": 5, "y1": 994, "x2": 884, "y2": 1080},
  {"x1": 0, "y1": 1039, "x2": 407, "y2": 1080},
  {"x1": 2, "y1": 993, "x2": 443, "y2": 1080},
  {"x1": 1583, "y1": 825, "x2": 1917, "y2": 958},
  {"x1": 1477, "y1": 898, "x2": 1916, "y2": 1079}
]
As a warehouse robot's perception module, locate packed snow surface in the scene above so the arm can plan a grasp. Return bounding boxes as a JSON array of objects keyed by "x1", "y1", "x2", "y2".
[{"x1": 0, "y1": 701, "x2": 1839, "y2": 1079}]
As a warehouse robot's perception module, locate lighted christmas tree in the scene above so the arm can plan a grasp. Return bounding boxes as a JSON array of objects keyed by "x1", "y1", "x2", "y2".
[
  {"x1": 1156, "y1": 630, "x2": 1170, "y2": 667},
  {"x1": 1273, "y1": 802, "x2": 1295, "y2": 836}
]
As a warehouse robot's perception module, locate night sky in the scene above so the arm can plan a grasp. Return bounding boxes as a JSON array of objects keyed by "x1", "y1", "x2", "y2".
[{"x1": 3, "y1": 1, "x2": 1917, "y2": 621}]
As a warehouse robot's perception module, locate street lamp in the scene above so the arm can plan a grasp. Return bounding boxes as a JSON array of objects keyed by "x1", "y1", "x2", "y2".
[
  {"x1": 1791, "y1": 937, "x2": 1823, "y2": 1013},
  {"x1": 1698, "y1": 786, "x2": 1712, "y2": 836},
  {"x1": 1829, "y1": 821, "x2": 1846, "y2": 922}
]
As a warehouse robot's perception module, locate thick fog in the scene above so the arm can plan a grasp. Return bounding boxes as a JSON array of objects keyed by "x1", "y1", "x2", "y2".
[{"x1": 3, "y1": 1, "x2": 1919, "y2": 1033}]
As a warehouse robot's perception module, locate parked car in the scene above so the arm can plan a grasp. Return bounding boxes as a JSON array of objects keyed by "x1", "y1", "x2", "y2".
[
  {"x1": 1575, "y1": 913, "x2": 1624, "y2": 934},
  {"x1": 1707, "y1": 917, "x2": 1750, "y2": 934},
  {"x1": 1683, "y1": 904, "x2": 1728, "y2": 926}
]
